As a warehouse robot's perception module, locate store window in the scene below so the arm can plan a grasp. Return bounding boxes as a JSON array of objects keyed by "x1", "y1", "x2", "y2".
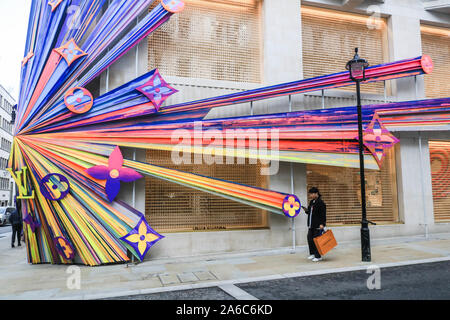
[
  {"x1": 145, "y1": 150, "x2": 268, "y2": 232},
  {"x1": 148, "y1": 0, "x2": 262, "y2": 83},
  {"x1": 306, "y1": 148, "x2": 398, "y2": 225},
  {"x1": 145, "y1": 0, "x2": 266, "y2": 232},
  {"x1": 429, "y1": 141, "x2": 450, "y2": 222},
  {"x1": 301, "y1": 6, "x2": 388, "y2": 95},
  {"x1": 421, "y1": 25, "x2": 450, "y2": 99}
]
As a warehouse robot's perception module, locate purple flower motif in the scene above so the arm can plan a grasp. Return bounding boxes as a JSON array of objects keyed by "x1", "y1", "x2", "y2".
[
  {"x1": 23, "y1": 212, "x2": 41, "y2": 233},
  {"x1": 86, "y1": 146, "x2": 143, "y2": 202},
  {"x1": 136, "y1": 70, "x2": 178, "y2": 111}
]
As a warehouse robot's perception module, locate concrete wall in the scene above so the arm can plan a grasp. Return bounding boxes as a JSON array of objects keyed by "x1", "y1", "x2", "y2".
[{"x1": 96, "y1": 0, "x2": 450, "y2": 260}]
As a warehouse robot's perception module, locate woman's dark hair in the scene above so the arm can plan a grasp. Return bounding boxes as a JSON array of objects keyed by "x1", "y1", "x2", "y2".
[{"x1": 308, "y1": 187, "x2": 321, "y2": 197}]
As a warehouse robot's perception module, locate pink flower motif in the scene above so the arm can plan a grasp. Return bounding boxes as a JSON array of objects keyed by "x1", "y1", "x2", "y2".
[
  {"x1": 359, "y1": 114, "x2": 400, "y2": 167},
  {"x1": 86, "y1": 146, "x2": 143, "y2": 202}
]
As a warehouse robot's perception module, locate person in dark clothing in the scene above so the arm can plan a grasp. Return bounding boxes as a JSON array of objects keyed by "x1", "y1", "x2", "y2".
[
  {"x1": 10, "y1": 199, "x2": 23, "y2": 248},
  {"x1": 302, "y1": 187, "x2": 326, "y2": 262}
]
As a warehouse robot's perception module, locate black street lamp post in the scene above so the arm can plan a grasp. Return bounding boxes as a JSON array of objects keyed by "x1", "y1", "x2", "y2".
[{"x1": 346, "y1": 48, "x2": 373, "y2": 262}]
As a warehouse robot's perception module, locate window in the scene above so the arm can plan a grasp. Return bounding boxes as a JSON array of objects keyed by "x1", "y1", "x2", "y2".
[
  {"x1": 301, "y1": 6, "x2": 388, "y2": 95},
  {"x1": 145, "y1": 0, "x2": 267, "y2": 232},
  {"x1": 421, "y1": 25, "x2": 450, "y2": 99},
  {"x1": 429, "y1": 140, "x2": 450, "y2": 222},
  {"x1": 306, "y1": 148, "x2": 398, "y2": 225},
  {"x1": 1, "y1": 138, "x2": 11, "y2": 151},
  {"x1": 148, "y1": 0, "x2": 262, "y2": 83},
  {"x1": 0, "y1": 178, "x2": 7, "y2": 190},
  {"x1": 145, "y1": 150, "x2": 268, "y2": 232}
]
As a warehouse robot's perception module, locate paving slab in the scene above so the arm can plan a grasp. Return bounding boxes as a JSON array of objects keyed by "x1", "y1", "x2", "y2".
[
  {"x1": 158, "y1": 273, "x2": 180, "y2": 286},
  {"x1": 194, "y1": 271, "x2": 217, "y2": 281},
  {"x1": 177, "y1": 272, "x2": 199, "y2": 283}
]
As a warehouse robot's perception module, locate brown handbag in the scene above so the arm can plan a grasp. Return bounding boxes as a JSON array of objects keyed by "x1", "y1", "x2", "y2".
[{"x1": 313, "y1": 229, "x2": 337, "y2": 256}]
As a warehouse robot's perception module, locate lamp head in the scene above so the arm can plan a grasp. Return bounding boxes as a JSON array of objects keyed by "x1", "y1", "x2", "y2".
[{"x1": 346, "y1": 48, "x2": 369, "y2": 81}]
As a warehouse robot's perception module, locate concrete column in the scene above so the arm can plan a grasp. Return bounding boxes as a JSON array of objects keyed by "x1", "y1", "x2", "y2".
[
  {"x1": 269, "y1": 161, "x2": 308, "y2": 246},
  {"x1": 259, "y1": 0, "x2": 304, "y2": 114},
  {"x1": 395, "y1": 134, "x2": 434, "y2": 229},
  {"x1": 263, "y1": 0, "x2": 308, "y2": 246},
  {"x1": 263, "y1": 0, "x2": 303, "y2": 84},
  {"x1": 118, "y1": 148, "x2": 146, "y2": 214},
  {"x1": 387, "y1": 14, "x2": 425, "y2": 101}
]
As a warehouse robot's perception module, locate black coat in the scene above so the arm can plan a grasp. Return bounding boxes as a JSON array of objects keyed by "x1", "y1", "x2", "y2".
[
  {"x1": 304, "y1": 197, "x2": 326, "y2": 229},
  {"x1": 9, "y1": 209, "x2": 22, "y2": 226}
]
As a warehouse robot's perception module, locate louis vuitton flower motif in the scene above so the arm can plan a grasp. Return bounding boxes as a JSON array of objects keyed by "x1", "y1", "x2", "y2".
[
  {"x1": 136, "y1": 69, "x2": 178, "y2": 111},
  {"x1": 359, "y1": 113, "x2": 400, "y2": 167},
  {"x1": 21, "y1": 51, "x2": 34, "y2": 67},
  {"x1": 86, "y1": 146, "x2": 143, "y2": 202},
  {"x1": 282, "y1": 195, "x2": 301, "y2": 218},
  {"x1": 23, "y1": 213, "x2": 41, "y2": 233},
  {"x1": 39, "y1": 173, "x2": 71, "y2": 201},
  {"x1": 64, "y1": 87, "x2": 94, "y2": 114},
  {"x1": 161, "y1": 0, "x2": 185, "y2": 13},
  {"x1": 48, "y1": 0, "x2": 63, "y2": 12},
  {"x1": 54, "y1": 39, "x2": 87, "y2": 67},
  {"x1": 120, "y1": 217, "x2": 164, "y2": 262}
]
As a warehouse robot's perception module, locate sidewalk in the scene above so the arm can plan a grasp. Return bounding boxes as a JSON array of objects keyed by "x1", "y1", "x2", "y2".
[{"x1": 0, "y1": 230, "x2": 449, "y2": 300}]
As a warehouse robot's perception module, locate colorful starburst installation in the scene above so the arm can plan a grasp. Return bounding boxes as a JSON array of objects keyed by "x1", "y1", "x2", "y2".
[
  {"x1": 11, "y1": 0, "x2": 303, "y2": 266},
  {"x1": 10, "y1": 0, "x2": 443, "y2": 266}
]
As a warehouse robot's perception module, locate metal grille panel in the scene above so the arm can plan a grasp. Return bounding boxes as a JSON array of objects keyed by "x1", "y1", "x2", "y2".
[
  {"x1": 429, "y1": 141, "x2": 450, "y2": 222},
  {"x1": 145, "y1": 150, "x2": 268, "y2": 232},
  {"x1": 306, "y1": 148, "x2": 398, "y2": 225},
  {"x1": 148, "y1": 0, "x2": 262, "y2": 83},
  {"x1": 301, "y1": 6, "x2": 387, "y2": 95},
  {"x1": 421, "y1": 26, "x2": 450, "y2": 99}
]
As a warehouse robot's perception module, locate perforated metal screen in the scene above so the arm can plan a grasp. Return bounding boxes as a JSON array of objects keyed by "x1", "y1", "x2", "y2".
[
  {"x1": 145, "y1": 150, "x2": 268, "y2": 232},
  {"x1": 301, "y1": 6, "x2": 387, "y2": 95},
  {"x1": 421, "y1": 26, "x2": 450, "y2": 99},
  {"x1": 429, "y1": 141, "x2": 450, "y2": 222},
  {"x1": 306, "y1": 148, "x2": 398, "y2": 225},
  {"x1": 148, "y1": 0, "x2": 262, "y2": 83}
]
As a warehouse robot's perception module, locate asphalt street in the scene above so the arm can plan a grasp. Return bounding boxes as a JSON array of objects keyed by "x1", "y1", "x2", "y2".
[
  {"x1": 0, "y1": 225, "x2": 11, "y2": 235},
  {"x1": 105, "y1": 261, "x2": 450, "y2": 300}
]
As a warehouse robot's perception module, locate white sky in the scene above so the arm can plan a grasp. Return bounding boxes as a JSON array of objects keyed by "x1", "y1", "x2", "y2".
[{"x1": 0, "y1": 0, "x2": 32, "y2": 100}]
